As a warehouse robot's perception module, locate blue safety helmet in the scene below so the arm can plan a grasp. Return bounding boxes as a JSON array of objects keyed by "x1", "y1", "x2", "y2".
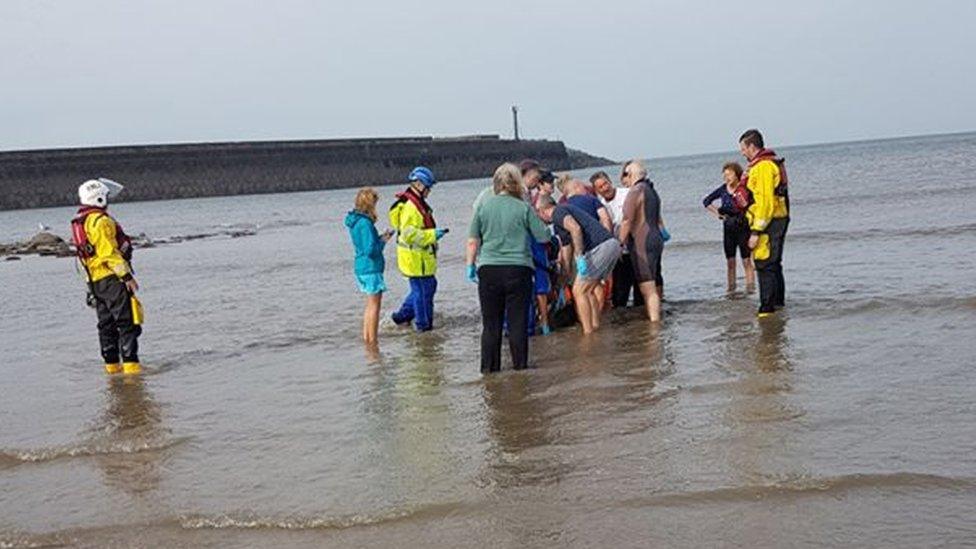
[{"x1": 408, "y1": 166, "x2": 436, "y2": 188}]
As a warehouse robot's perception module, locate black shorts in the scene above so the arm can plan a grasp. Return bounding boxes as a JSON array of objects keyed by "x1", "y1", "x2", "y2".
[{"x1": 723, "y1": 217, "x2": 750, "y2": 260}]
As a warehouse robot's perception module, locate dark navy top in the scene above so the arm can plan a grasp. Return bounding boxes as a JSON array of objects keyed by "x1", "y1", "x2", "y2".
[
  {"x1": 567, "y1": 194, "x2": 605, "y2": 221},
  {"x1": 553, "y1": 203, "x2": 613, "y2": 253},
  {"x1": 702, "y1": 184, "x2": 741, "y2": 217}
]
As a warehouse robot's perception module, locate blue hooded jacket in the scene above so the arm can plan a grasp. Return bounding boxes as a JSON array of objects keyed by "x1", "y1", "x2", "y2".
[{"x1": 344, "y1": 210, "x2": 386, "y2": 275}]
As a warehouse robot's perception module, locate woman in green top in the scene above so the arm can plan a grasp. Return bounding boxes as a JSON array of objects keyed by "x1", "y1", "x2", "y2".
[{"x1": 466, "y1": 163, "x2": 552, "y2": 373}]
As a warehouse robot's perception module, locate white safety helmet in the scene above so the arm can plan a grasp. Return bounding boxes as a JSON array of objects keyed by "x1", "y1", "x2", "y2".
[{"x1": 78, "y1": 178, "x2": 125, "y2": 207}]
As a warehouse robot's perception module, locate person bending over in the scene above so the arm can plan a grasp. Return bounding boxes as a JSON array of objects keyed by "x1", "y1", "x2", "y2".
[{"x1": 537, "y1": 195, "x2": 621, "y2": 335}]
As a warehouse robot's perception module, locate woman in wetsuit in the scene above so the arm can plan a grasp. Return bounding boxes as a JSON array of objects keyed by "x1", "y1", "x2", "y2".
[
  {"x1": 702, "y1": 162, "x2": 755, "y2": 293},
  {"x1": 618, "y1": 160, "x2": 665, "y2": 323}
]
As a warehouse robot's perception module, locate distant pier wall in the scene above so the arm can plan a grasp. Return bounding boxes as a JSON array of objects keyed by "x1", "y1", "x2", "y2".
[{"x1": 0, "y1": 135, "x2": 580, "y2": 211}]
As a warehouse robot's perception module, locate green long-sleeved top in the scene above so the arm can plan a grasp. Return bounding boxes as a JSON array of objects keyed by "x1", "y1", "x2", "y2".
[{"x1": 469, "y1": 194, "x2": 550, "y2": 268}]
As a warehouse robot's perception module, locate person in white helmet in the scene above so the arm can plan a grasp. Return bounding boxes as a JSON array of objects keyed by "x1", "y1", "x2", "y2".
[{"x1": 70, "y1": 178, "x2": 143, "y2": 375}]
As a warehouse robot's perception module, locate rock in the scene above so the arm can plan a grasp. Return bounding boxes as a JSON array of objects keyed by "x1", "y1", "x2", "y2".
[
  {"x1": 0, "y1": 225, "x2": 256, "y2": 259},
  {"x1": 17, "y1": 232, "x2": 73, "y2": 257},
  {"x1": 5, "y1": 255, "x2": 21, "y2": 261},
  {"x1": 130, "y1": 233, "x2": 156, "y2": 249},
  {"x1": 26, "y1": 232, "x2": 65, "y2": 248}
]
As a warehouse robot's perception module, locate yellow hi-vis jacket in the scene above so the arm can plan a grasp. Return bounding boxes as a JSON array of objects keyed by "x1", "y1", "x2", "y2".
[
  {"x1": 745, "y1": 159, "x2": 789, "y2": 261},
  {"x1": 389, "y1": 195, "x2": 438, "y2": 277},
  {"x1": 82, "y1": 214, "x2": 132, "y2": 282}
]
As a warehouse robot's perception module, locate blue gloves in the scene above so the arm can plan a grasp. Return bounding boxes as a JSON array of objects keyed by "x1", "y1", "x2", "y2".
[
  {"x1": 575, "y1": 256, "x2": 589, "y2": 277},
  {"x1": 435, "y1": 228, "x2": 448, "y2": 240},
  {"x1": 466, "y1": 264, "x2": 478, "y2": 284},
  {"x1": 660, "y1": 227, "x2": 671, "y2": 243}
]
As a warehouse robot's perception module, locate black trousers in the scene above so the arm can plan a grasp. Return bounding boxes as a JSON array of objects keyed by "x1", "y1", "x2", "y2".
[
  {"x1": 611, "y1": 253, "x2": 645, "y2": 308},
  {"x1": 755, "y1": 217, "x2": 788, "y2": 313},
  {"x1": 478, "y1": 265, "x2": 533, "y2": 373},
  {"x1": 92, "y1": 276, "x2": 141, "y2": 364}
]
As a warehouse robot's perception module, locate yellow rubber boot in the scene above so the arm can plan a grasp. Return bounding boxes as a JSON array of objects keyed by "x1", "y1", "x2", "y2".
[
  {"x1": 104, "y1": 363, "x2": 123, "y2": 375},
  {"x1": 122, "y1": 362, "x2": 142, "y2": 375}
]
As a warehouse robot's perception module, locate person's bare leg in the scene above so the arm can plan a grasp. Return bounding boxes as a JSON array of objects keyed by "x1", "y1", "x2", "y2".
[
  {"x1": 363, "y1": 293, "x2": 382, "y2": 344},
  {"x1": 573, "y1": 279, "x2": 595, "y2": 334},
  {"x1": 362, "y1": 298, "x2": 369, "y2": 342},
  {"x1": 727, "y1": 257, "x2": 737, "y2": 293},
  {"x1": 649, "y1": 288, "x2": 662, "y2": 323},
  {"x1": 638, "y1": 281, "x2": 661, "y2": 323},
  {"x1": 536, "y1": 294, "x2": 550, "y2": 333},
  {"x1": 593, "y1": 283, "x2": 606, "y2": 314},
  {"x1": 589, "y1": 285, "x2": 602, "y2": 330},
  {"x1": 743, "y1": 257, "x2": 756, "y2": 293}
]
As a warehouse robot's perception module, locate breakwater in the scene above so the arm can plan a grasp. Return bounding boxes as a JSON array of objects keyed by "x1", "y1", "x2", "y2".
[{"x1": 0, "y1": 135, "x2": 610, "y2": 211}]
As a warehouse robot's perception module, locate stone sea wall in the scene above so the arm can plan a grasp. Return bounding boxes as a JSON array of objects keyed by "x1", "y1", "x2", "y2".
[{"x1": 0, "y1": 135, "x2": 609, "y2": 211}]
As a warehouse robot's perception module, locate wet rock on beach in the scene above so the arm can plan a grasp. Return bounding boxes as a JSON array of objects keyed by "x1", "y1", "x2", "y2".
[{"x1": 1, "y1": 232, "x2": 73, "y2": 258}]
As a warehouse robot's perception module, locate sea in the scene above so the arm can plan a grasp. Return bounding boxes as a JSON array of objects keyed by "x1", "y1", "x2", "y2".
[{"x1": 1, "y1": 132, "x2": 975, "y2": 548}]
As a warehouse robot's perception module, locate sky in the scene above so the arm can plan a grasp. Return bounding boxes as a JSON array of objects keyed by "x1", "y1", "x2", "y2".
[{"x1": 1, "y1": 0, "x2": 974, "y2": 159}]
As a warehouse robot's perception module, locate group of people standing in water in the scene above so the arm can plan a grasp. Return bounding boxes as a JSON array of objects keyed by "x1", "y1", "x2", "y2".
[
  {"x1": 68, "y1": 128, "x2": 787, "y2": 377},
  {"x1": 345, "y1": 128, "x2": 791, "y2": 374}
]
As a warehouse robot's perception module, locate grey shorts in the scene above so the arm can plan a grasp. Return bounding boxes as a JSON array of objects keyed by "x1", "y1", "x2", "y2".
[{"x1": 582, "y1": 239, "x2": 622, "y2": 281}]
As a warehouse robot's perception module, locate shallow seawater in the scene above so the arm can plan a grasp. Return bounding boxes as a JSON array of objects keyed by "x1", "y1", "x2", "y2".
[{"x1": 1, "y1": 133, "x2": 976, "y2": 548}]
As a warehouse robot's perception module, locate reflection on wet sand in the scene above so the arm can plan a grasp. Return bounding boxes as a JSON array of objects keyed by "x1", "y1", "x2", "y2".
[
  {"x1": 360, "y1": 332, "x2": 455, "y2": 501},
  {"x1": 480, "y1": 372, "x2": 562, "y2": 488},
  {"x1": 93, "y1": 376, "x2": 166, "y2": 496},
  {"x1": 720, "y1": 316, "x2": 805, "y2": 546},
  {"x1": 479, "y1": 371, "x2": 570, "y2": 547},
  {"x1": 717, "y1": 315, "x2": 803, "y2": 472},
  {"x1": 754, "y1": 317, "x2": 793, "y2": 374},
  {"x1": 479, "y1": 324, "x2": 672, "y2": 488}
]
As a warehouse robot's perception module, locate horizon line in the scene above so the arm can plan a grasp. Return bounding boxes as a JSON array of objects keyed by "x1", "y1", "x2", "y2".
[{"x1": 635, "y1": 128, "x2": 976, "y2": 165}]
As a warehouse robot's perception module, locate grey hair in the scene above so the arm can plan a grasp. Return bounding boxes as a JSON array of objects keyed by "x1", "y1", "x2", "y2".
[{"x1": 624, "y1": 159, "x2": 648, "y2": 180}]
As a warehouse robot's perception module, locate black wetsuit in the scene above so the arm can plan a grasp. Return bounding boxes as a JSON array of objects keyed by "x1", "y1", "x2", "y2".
[
  {"x1": 702, "y1": 184, "x2": 749, "y2": 259},
  {"x1": 623, "y1": 179, "x2": 664, "y2": 285}
]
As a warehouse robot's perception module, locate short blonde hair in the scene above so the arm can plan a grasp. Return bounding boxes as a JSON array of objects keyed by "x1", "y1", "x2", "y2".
[
  {"x1": 555, "y1": 173, "x2": 573, "y2": 194},
  {"x1": 354, "y1": 187, "x2": 379, "y2": 222},
  {"x1": 492, "y1": 162, "x2": 524, "y2": 198}
]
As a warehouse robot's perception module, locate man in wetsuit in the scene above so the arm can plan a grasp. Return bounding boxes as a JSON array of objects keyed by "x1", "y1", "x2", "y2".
[
  {"x1": 537, "y1": 195, "x2": 621, "y2": 334},
  {"x1": 739, "y1": 129, "x2": 790, "y2": 317},
  {"x1": 617, "y1": 160, "x2": 665, "y2": 323}
]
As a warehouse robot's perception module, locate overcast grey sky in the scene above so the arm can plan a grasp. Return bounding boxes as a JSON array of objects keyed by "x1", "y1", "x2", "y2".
[{"x1": 2, "y1": 0, "x2": 974, "y2": 159}]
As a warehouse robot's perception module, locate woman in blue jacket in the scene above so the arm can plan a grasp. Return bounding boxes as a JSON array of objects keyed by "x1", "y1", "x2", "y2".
[{"x1": 345, "y1": 188, "x2": 392, "y2": 344}]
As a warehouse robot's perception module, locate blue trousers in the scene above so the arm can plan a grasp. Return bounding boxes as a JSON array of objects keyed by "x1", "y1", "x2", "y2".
[{"x1": 392, "y1": 276, "x2": 438, "y2": 331}]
